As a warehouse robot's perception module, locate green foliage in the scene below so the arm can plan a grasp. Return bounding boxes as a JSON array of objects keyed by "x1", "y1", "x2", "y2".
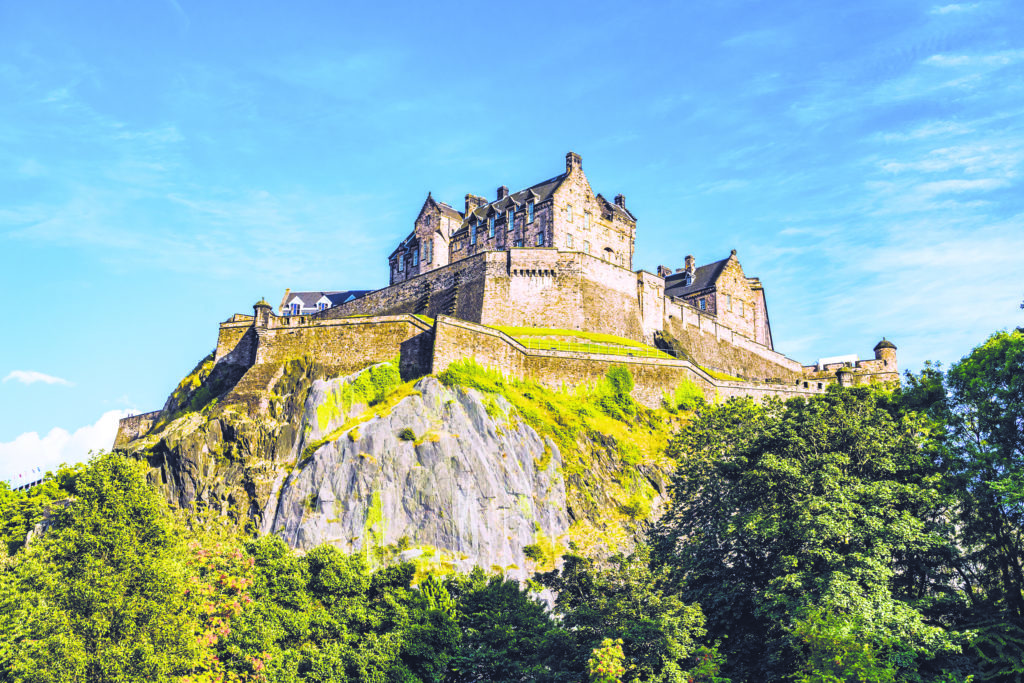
[
  {"x1": 315, "y1": 361, "x2": 403, "y2": 432},
  {"x1": 398, "y1": 427, "x2": 417, "y2": 441},
  {"x1": 0, "y1": 463, "x2": 82, "y2": 556},
  {"x1": 589, "y1": 638, "x2": 626, "y2": 683},
  {"x1": 598, "y1": 365, "x2": 637, "y2": 420},
  {"x1": 0, "y1": 452, "x2": 199, "y2": 681},
  {"x1": 653, "y1": 387, "x2": 962, "y2": 681},
  {"x1": 671, "y1": 379, "x2": 705, "y2": 412},
  {"x1": 792, "y1": 609, "x2": 899, "y2": 683},
  {"x1": 538, "y1": 545, "x2": 713, "y2": 682},
  {"x1": 444, "y1": 569, "x2": 569, "y2": 682}
]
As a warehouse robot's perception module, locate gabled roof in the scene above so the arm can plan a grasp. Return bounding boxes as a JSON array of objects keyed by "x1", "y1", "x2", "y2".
[
  {"x1": 664, "y1": 257, "x2": 730, "y2": 298},
  {"x1": 451, "y1": 172, "x2": 568, "y2": 239},
  {"x1": 284, "y1": 290, "x2": 371, "y2": 310}
]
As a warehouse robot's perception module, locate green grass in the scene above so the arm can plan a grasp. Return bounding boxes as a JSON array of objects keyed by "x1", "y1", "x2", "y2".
[{"x1": 490, "y1": 325, "x2": 674, "y2": 359}]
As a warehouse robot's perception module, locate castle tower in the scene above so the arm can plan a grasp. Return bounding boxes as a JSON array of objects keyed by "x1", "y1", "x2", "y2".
[
  {"x1": 254, "y1": 298, "x2": 273, "y2": 328},
  {"x1": 873, "y1": 338, "x2": 897, "y2": 372}
]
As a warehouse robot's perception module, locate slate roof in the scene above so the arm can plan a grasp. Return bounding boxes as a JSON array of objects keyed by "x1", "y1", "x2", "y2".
[
  {"x1": 282, "y1": 290, "x2": 371, "y2": 313},
  {"x1": 436, "y1": 201, "x2": 463, "y2": 222},
  {"x1": 663, "y1": 257, "x2": 730, "y2": 299},
  {"x1": 450, "y1": 173, "x2": 568, "y2": 239}
]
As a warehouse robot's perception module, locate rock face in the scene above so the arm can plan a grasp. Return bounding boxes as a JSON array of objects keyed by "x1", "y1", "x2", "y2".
[
  {"x1": 263, "y1": 375, "x2": 568, "y2": 577},
  {"x1": 119, "y1": 356, "x2": 674, "y2": 576}
]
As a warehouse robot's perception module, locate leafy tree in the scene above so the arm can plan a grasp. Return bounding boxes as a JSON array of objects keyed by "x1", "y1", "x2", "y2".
[
  {"x1": 538, "y1": 545, "x2": 713, "y2": 682},
  {"x1": 0, "y1": 463, "x2": 83, "y2": 556},
  {"x1": 443, "y1": 568, "x2": 569, "y2": 682},
  {"x1": 653, "y1": 387, "x2": 963, "y2": 682},
  {"x1": 936, "y1": 329, "x2": 1024, "y2": 681},
  {"x1": 0, "y1": 452, "x2": 199, "y2": 682}
]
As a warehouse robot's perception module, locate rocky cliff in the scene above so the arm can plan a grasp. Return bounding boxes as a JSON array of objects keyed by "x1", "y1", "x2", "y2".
[{"x1": 117, "y1": 354, "x2": 680, "y2": 578}]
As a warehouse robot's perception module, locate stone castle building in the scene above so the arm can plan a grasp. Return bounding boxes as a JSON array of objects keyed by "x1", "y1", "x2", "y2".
[{"x1": 114, "y1": 150, "x2": 898, "y2": 451}]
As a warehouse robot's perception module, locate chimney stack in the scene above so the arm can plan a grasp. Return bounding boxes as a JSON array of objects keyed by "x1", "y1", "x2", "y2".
[
  {"x1": 614, "y1": 193, "x2": 626, "y2": 208},
  {"x1": 497, "y1": 185, "x2": 509, "y2": 200},
  {"x1": 465, "y1": 194, "x2": 486, "y2": 214},
  {"x1": 685, "y1": 254, "x2": 695, "y2": 274},
  {"x1": 566, "y1": 151, "x2": 582, "y2": 174}
]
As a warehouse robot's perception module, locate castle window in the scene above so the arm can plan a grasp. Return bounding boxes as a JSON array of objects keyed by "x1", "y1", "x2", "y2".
[
  {"x1": 412, "y1": 249, "x2": 419, "y2": 266},
  {"x1": 506, "y1": 211, "x2": 514, "y2": 232},
  {"x1": 318, "y1": 302, "x2": 329, "y2": 311},
  {"x1": 528, "y1": 201, "x2": 534, "y2": 223},
  {"x1": 726, "y1": 294, "x2": 732, "y2": 311},
  {"x1": 514, "y1": 239, "x2": 524, "y2": 247},
  {"x1": 536, "y1": 232, "x2": 544, "y2": 246},
  {"x1": 290, "y1": 303, "x2": 300, "y2": 315},
  {"x1": 398, "y1": 255, "x2": 404, "y2": 272},
  {"x1": 489, "y1": 215, "x2": 495, "y2": 235},
  {"x1": 566, "y1": 233, "x2": 574, "y2": 249},
  {"x1": 585, "y1": 212, "x2": 590, "y2": 231},
  {"x1": 566, "y1": 203, "x2": 573, "y2": 222},
  {"x1": 470, "y1": 222, "x2": 477, "y2": 245},
  {"x1": 699, "y1": 298, "x2": 706, "y2": 311},
  {"x1": 738, "y1": 300, "x2": 744, "y2": 317},
  {"x1": 583, "y1": 240, "x2": 591, "y2": 254}
]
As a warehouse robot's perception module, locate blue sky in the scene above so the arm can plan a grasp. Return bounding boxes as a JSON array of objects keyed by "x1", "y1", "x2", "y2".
[{"x1": 1, "y1": 0, "x2": 1022, "y2": 483}]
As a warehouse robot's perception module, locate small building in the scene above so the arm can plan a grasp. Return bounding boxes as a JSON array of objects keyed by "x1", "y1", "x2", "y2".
[{"x1": 278, "y1": 289, "x2": 371, "y2": 316}]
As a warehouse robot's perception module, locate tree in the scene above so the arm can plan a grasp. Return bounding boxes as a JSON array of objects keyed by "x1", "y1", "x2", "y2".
[
  {"x1": 653, "y1": 387, "x2": 963, "y2": 682},
  {"x1": 538, "y1": 546, "x2": 713, "y2": 682},
  {"x1": 0, "y1": 452, "x2": 199, "y2": 682},
  {"x1": 943, "y1": 329, "x2": 1024, "y2": 680},
  {"x1": 444, "y1": 568, "x2": 569, "y2": 682}
]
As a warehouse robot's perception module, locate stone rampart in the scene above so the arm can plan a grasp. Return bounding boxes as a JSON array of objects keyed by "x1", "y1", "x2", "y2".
[
  {"x1": 431, "y1": 316, "x2": 829, "y2": 408},
  {"x1": 113, "y1": 410, "x2": 161, "y2": 449},
  {"x1": 250, "y1": 314, "x2": 435, "y2": 379}
]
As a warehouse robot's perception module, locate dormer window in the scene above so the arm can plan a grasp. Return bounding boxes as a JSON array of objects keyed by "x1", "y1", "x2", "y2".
[
  {"x1": 528, "y1": 201, "x2": 534, "y2": 223},
  {"x1": 318, "y1": 302, "x2": 329, "y2": 311},
  {"x1": 682, "y1": 273, "x2": 692, "y2": 286},
  {"x1": 412, "y1": 248, "x2": 419, "y2": 266},
  {"x1": 398, "y1": 255, "x2": 404, "y2": 271},
  {"x1": 290, "y1": 303, "x2": 300, "y2": 315},
  {"x1": 470, "y1": 222, "x2": 477, "y2": 245},
  {"x1": 488, "y1": 215, "x2": 495, "y2": 235},
  {"x1": 507, "y1": 210, "x2": 514, "y2": 232}
]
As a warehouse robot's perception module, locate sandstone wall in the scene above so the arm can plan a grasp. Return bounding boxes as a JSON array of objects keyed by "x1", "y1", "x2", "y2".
[
  {"x1": 113, "y1": 410, "x2": 161, "y2": 449},
  {"x1": 431, "y1": 316, "x2": 828, "y2": 408}
]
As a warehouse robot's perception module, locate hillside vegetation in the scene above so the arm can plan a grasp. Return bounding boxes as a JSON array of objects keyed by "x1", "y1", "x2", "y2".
[{"x1": 0, "y1": 327, "x2": 1020, "y2": 682}]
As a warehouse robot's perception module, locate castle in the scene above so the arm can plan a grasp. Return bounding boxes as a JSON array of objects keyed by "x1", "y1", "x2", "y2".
[{"x1": 116, "y1": 153, "x2": 898, "y2": 445}]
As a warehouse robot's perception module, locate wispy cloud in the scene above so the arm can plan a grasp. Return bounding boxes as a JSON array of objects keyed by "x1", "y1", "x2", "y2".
[
  {"x1": 930, "y1": 3, "x2": 980, "y2": 14},
  {"x1": 3, "y1": 370, "x2": 73, "y2": 386}
]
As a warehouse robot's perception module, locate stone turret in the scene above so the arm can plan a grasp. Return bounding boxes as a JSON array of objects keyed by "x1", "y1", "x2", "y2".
[
  {"x1": 465, "y1": 194, "x2": 487, "y2": 214},
  {"x1": 873, "y1": 338, "x2": 897, "y2": 371},
  {"x1": 254, "y1": 298, "x2": 272, "y2": 328}
]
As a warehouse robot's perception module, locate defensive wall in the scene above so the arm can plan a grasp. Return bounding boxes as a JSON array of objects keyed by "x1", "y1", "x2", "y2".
[{"x1": 117, "y1": 304, "x2": 894, "y2": 445}]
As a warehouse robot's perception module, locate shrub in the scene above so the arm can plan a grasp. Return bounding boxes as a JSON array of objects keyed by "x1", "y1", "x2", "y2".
[{"x1": 398, "y1": 427, "x2": 416, "y2": 441}]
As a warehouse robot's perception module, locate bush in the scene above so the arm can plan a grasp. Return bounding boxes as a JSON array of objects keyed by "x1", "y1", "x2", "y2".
[{"x1": 398, "y1": 427, "x2": 417, "y2": 441}]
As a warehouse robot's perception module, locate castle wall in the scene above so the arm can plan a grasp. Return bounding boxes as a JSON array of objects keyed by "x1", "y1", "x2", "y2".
[
  {"x1": 549, "y1": 159, "x2": 635, "y2": 269},
  {"x1": 663, "y1": 301, "x2": 804, "y2": 381},
  {"x1": 431, "y1": 316, "x2": 829, "y2": 408},
  {"x1": 251, "y1": 314, "x2": 434, "y2": 379},
  {"x1": 113, "y1": 410, "x2": 161, "y2": 449},
  {"x1": 328, "y1": 249, "x2": 647, "y2": 342},
  {"x1": 215, "y1": 318, "x2": 255, "y2": 363}
]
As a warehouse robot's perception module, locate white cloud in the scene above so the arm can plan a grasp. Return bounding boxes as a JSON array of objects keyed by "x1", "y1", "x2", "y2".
[
  {"x1": 930, "y1": 3, "x2": 979, "y2": 14},
  {"x1": 3, "y1": 370, "x2": 73, "y2": 386},
  {"x1": 0, "y1": 410, "x2": 133, "y2": 485},
  {"x1": 924, "y1": 51, "x2": 1024, "y2": 68}
]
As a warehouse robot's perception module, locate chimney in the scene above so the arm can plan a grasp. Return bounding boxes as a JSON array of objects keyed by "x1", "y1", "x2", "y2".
[
  {"x1": 685, "y1": 255, "x2": 695, "y2": 274},
  {"x1": 657, "y1": 265, "x2": 672, "y2": 278},
  {"x1": 465, "y1": 194, "x2": 486, "y2": 214},
  {"x1": 497, "y1": 185, "x2": 509, "y2": 200},
  {"x1": 614, "y1": 193, "x2": 626, "y2": 208},
  {"x1": 566, "y1": 151, "x2": 582, "y2": 174}
]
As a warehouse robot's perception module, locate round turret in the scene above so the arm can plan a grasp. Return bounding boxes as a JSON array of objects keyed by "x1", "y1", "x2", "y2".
[
  {"x1": 254, "y1": 298, "x2": 273, "y2": 328},
  {"x1": 873, "y1": 338, "x2": 897, "y2": 369},
  {"x1": 836, "y1": 366, "x2": 854, "y2": 387}
]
